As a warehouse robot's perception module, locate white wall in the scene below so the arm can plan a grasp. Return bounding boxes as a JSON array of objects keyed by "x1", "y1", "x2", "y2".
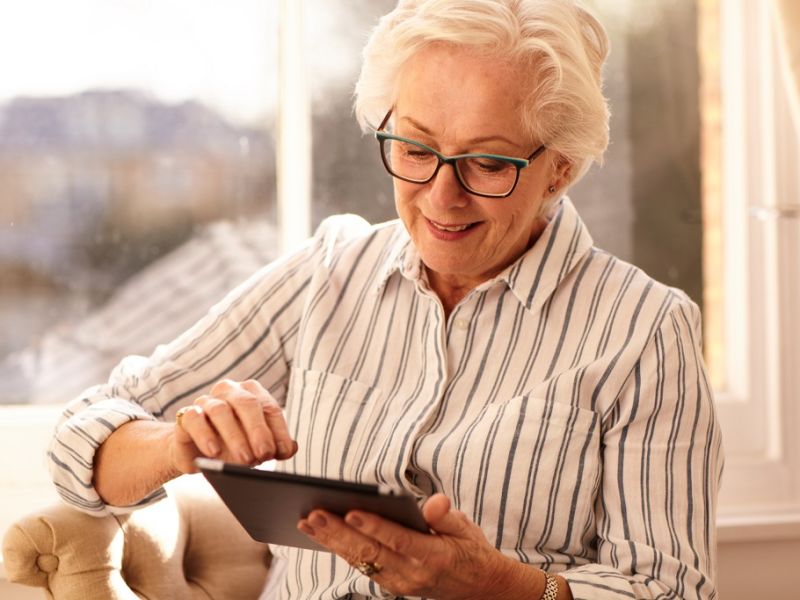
[{"x1": 719, "y1": 539, "x2": 800, "y2": 600}]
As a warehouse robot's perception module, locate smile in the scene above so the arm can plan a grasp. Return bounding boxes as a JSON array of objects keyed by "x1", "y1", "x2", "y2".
[{"x1": 428, "y1": 219, "x2": 477, "y2": 232}]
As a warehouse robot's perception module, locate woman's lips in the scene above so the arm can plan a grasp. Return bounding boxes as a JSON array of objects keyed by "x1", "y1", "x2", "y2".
[{"x1": 425, "y1": 218, "x2": 480, "y2": 241}]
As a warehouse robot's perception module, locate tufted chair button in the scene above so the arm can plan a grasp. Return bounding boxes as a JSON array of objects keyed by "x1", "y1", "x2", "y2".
[{"x1": 36, "y1": 554, "x2": 59, "y2": 573}]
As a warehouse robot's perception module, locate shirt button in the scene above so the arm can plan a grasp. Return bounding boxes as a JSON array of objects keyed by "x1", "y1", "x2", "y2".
[{"x1": 454, "y1": 318, "x2": 469, "y2": 330}]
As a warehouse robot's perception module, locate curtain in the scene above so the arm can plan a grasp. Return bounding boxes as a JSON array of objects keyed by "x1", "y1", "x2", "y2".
[{"x1": 773, "y1": 0, "x2": 800, "y2": 130}]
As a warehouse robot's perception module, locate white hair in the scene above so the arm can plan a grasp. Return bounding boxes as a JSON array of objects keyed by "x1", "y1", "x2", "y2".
[{"x1": 354, "y1": 0, "x2": 611, "y2": 189}]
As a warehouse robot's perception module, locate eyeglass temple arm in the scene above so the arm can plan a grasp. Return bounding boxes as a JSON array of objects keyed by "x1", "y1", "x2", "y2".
[
  {"x1": 527, "y1": 145, "x2": 546, "y2": 162},
  {"x1": 377, "y1": 109, "x2": 393, "y2": 131}
]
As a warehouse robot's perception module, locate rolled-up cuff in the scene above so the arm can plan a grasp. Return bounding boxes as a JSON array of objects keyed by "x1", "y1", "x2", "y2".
[{"x1": 48, "y1": 398, "x2": 162, "y2": 516}]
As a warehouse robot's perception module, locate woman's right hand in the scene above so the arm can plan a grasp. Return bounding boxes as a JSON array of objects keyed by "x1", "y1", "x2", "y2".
[{"x1": 171, "y1": 379, "x2": 298, "y2": 473}]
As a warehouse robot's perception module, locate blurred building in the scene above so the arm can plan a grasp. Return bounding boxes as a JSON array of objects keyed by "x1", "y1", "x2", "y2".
[
  {"x1": 0, "y1": 90, "x2": 277, "y2": 358},
  {"x1": 0, "y1": 91, "x2": 275, "y2": 356}
]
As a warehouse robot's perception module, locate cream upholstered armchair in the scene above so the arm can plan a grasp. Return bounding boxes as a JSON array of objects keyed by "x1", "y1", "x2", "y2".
[{"x1": 2, "y1": 475, "x2": 270, "y2": 599}]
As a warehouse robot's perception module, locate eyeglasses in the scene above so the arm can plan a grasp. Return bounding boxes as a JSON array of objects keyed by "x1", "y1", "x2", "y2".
[{"x1": 374, "y1": 109, "x2": 546, "y2": 198}]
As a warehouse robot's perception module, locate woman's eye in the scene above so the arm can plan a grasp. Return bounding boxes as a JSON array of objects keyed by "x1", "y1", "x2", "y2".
[
  {"x1": 473, "y1": 158, "x2": 507, "y2": 173},
  {"x1": 402, "y1": 147, "x2": 433, "y2": 160}
]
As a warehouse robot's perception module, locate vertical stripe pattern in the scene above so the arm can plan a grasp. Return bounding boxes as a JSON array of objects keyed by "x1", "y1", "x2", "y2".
[{"x1": 48, "y1": 199, "x2": 723, "y2": 600}]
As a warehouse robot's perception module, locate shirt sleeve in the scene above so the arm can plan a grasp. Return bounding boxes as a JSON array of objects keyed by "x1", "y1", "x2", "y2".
[
  {"x1": 47, "y1": 214, "x2": 372, "y2": 516},
  {"x1": 561, "y1": 298, "x2": 724, "y2": 600}
]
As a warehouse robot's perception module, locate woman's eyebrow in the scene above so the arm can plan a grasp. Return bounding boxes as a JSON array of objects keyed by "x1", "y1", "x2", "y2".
[{"x1": 399, "y1": 115, "x2": 519, "y2": 148}]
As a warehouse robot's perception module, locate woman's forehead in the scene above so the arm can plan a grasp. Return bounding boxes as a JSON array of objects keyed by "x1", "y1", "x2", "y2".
[{"x1": 393, "y1": 47, "x2": 528, "y2": 143}]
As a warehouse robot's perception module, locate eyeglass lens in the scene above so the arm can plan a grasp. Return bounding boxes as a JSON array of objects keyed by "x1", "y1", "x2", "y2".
[{"x1": 382, "y1": 138, "x2": 519, "y2": 196}]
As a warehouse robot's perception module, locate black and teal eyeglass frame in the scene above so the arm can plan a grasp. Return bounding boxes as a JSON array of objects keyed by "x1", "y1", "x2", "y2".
[{"x1": 374, "y1": 109, "x2": 547, "y2": 199}]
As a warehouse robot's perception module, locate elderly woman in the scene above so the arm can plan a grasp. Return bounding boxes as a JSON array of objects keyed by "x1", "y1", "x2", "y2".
[{"x1": 48, "y1": 1, "x2": 722, "y2": 599}]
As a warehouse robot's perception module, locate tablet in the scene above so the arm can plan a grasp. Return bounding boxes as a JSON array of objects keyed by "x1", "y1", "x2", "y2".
[{"x1": 195, "y1": 457, "x2": 429, "y2": 552}]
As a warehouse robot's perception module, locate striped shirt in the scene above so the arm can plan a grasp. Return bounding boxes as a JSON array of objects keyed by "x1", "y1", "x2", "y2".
[{"x1": 48, "y1": 198, "x2": 723, "y2": 600}]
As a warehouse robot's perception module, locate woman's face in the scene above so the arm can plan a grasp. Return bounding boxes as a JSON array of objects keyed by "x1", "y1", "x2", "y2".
[{"x1": 393, "y1": 44, "x2": 559, "y2": 292}]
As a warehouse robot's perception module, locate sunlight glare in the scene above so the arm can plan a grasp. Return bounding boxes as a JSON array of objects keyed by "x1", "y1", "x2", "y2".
[{"x1": 0, "y1": 0, "x2": 278, "y2": 126}]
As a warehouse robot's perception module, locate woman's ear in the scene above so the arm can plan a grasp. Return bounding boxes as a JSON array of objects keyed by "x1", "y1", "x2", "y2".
[
  {"x1": 546, "y1": 155, "x2": 573, "y2": 197},
  {"x1": 553, "y1": 155, "x2": 573, "y2": 189}
]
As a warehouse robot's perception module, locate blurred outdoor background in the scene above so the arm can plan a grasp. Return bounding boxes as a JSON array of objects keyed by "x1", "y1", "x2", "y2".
[{"x1": 0, "y1": 0, "x2": 705, "y2": 404}]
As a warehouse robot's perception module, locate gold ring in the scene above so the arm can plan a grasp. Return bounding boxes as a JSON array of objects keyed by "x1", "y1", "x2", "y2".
[
  {"x1": 175, "y1": 406, "x2": 193, "y2": 429},
  {"x1": 354, "y1": 561, "x2": 383, "y2": 577}
]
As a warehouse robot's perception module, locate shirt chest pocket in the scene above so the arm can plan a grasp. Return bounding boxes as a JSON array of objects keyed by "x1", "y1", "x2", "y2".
[
  {"x1": 282, "y1": 367, "x2": 384, "y2": 481},
  {"x1": 505, "y1": 395, "x2": 601, "y2": 557},
  {"x1": 440, "y1": 394, "x2": 601, "y2": 557}
]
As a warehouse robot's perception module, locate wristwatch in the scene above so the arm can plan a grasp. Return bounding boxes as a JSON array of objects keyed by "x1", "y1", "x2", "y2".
[{"x1": 541, "y1": 572, "x2": 558, "y2": 600}]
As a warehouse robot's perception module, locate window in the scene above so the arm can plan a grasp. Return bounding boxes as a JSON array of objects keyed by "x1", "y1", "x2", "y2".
[
  {"x1": 306, "y1": 0, "x2": 397, "y2": 227},
  {"x1": 578, "y1": 0, "x2": 704, "y2": 310},
  {"x1": 0, "y1": 0, "x2": 280, "y2": 553},
  {"x1": 0, "y1": 0, "x2": 280, "y2": 405},
  {"x1": 1, "y1": 0, "x2": 708, "y2": 406},
  {"x1": 709, "y1": 0, "x2": 800, "y2": 531}
]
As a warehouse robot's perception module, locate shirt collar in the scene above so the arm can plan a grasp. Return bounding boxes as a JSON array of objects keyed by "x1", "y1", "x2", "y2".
[
  {"x1": 374, "y1": 197, "x2": 594, "y2": 313},
  {"x1": 501, "y1": 197, "x2": 594, "y2": 313},
  {"x1": 374, "y1": 225, "x2": 414, "y2": 293}
]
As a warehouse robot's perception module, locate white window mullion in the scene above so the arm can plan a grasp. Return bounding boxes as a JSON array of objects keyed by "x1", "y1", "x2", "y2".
[
  {"x1": 277, "y1": 0, "x2": 311, "y2": 252},
  {"x1": 717, "y1": 0, "x2": 800, "y2": 522},
  {"x1": 719, "y1": 0, "x2": 749, "y2": 409},
  {"x1": 772, "y1": 0, "x2": 800, "y2": 514}
]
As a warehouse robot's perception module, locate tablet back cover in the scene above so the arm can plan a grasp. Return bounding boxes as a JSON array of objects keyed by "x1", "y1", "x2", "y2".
[{"x1": 198, "y1": 462, "x2": 428, "y2": 552}]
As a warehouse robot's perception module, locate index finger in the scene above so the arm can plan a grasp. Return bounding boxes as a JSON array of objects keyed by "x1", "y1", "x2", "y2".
[
  {"x1": 206, "y1": 380, "x2": 273, "y2": 461},
  {"x1": 240, "y1": 379, "x2": 297, "y2": 460}
]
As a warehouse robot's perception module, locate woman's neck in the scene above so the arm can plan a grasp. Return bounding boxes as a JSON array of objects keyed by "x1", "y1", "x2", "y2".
[{"x1": 428, "y1": 275, "x2": 472, "y2": 320}]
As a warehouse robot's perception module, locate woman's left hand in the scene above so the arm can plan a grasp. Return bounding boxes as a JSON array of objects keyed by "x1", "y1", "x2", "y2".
[{"x1": 297, "y1": 493, "x2": 536, "y2": 600}]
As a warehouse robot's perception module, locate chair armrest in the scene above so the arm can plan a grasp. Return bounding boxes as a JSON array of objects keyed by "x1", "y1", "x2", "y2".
[{"x1": 2, "y1": 474, "x2": 270, "y2": 600}]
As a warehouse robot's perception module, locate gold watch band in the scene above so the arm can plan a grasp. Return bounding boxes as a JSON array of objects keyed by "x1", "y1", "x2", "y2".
[{"x1": 541, "y1": 572, "x2": 559, "y2": 600}]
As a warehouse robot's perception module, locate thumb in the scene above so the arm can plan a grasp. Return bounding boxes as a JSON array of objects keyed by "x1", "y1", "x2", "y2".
[
  {"x1": 171, "y1": 410, "x2": 203, "y2": 473},
  {"x1": 423, "y1": 494, "x2": 471, "y2": 538}
]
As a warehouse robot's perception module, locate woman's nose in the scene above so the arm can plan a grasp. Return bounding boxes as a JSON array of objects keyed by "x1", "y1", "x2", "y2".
[{"x1": 427, "y1": 162, "x2": 470, "y2": 209}]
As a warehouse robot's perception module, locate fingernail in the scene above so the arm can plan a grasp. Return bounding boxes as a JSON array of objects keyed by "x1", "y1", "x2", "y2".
[
  {"x1": 345, "y1": 514, "x2": 363, "y2": 529},
  {"x1": 239, "y1": 449, "x2": 254, "y2": 464},
  {"x1": 292, "y1": 440, "x2": 299, "y2": 454},
  {"x1": 276, "y1": 441, "x2": 288, "y2": 456},
  {"x1": 257, "y1": 444, "x2": 273, "y2": 459},
  {"x1": 298, "y1": 521, "x2": 315, "y2": 536},
  {"x1": 309, "y1": 512, "x2": 327, "y2": 528},
  {"x1": 207, "y1": 441, "x2": 220, "y2": 456}
]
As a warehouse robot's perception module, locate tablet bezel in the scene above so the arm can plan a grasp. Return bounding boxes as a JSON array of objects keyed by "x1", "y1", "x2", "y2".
[{"x1": 195, "y1": 457, "x2": 429, "y2": 552}]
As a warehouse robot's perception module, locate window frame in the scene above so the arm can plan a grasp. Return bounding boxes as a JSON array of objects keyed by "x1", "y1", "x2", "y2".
[
  {"x1": 0, "y1": 3, "x2": 312, "y2": 577},
  {"x1": 276, "y1": 0, "x2": 311, "y2": 252},
  {"x1": 714, "y1": 0, "x2": 800, "y2": 537}
]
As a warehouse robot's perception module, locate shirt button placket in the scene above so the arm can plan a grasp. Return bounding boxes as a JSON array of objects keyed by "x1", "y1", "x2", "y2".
[{"x1": 454, "y1": 317, "x2": 469, "y2": 331}]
